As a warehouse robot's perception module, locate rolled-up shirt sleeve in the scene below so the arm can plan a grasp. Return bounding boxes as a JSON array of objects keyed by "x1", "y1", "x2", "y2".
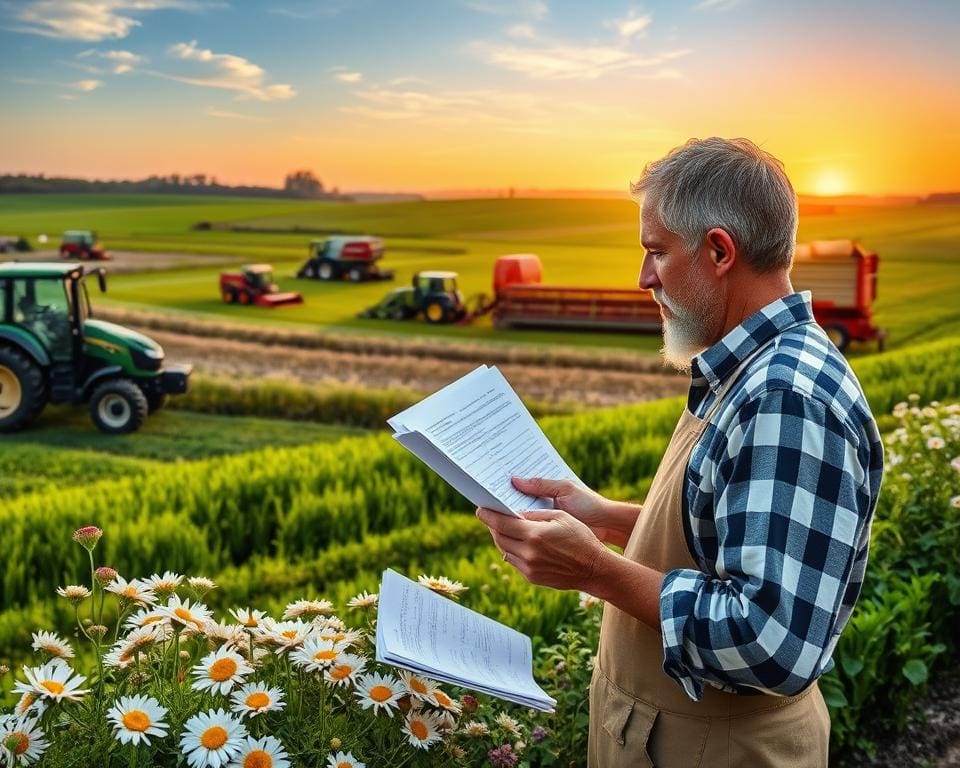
[{"x1": 658, "y1": 388, "x2": 870, "y2": 701}]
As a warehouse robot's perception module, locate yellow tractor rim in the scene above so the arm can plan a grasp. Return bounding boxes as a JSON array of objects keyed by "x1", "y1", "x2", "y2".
[
  {"x1": 426, "y1": 303, "x2": 444, "y2": 322},
  {"x1": 0, "y1": 365, "x2": 23, "y2": 416}
]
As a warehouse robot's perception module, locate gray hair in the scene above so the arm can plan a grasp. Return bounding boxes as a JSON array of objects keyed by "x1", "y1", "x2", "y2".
[{"x1": 631, "y1": 137, "x2": 797, "y2": 273}]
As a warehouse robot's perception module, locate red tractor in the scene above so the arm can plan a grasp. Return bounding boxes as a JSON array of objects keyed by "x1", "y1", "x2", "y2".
[
  {"x1": 219, "y1": 264, "x2": 303, "y2": 307},
  {"x1": 60, "y1": 231, "x2": 109, "y2": 261}
]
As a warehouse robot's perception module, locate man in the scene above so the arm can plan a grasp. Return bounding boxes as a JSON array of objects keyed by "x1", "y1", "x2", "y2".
[{"x1": 476, "y1": 137, "x2": 883, "y2": 767}]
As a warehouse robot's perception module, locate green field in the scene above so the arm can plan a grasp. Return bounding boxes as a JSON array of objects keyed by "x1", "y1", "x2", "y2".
[{"x1": 2, "y1": 194, "x2": 958, "y2": 352}]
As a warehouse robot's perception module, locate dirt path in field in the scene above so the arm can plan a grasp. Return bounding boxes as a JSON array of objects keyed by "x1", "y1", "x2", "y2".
[
  {"x1": 148, "y1": 329, "x2": 687, "y2": 407},
  {"x1": 14, "y1": 249, "x2": 236, "y2": 274}
]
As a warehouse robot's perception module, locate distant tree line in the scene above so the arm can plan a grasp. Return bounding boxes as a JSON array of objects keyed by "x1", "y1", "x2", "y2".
[{"x1": 0, "y1": 170, "x2": 351, "y2": 200}]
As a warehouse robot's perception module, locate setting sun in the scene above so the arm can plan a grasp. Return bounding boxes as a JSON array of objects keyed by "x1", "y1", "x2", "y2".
[{"x1": 812, "y1": 169, "x2": 851, "y2": 197}]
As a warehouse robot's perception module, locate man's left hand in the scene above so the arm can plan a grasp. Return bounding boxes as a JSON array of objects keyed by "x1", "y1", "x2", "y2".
[{"x1": 475, "y1": 506, "x2": 608, "y2": 591}]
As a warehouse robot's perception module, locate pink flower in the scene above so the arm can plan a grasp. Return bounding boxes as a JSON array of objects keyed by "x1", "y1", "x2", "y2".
[
  {"x1": 95, "y1": 567, "x2": 118, "y2": 585},
  {"x1": 488, "y1": 744, "x2": 518, "y2": 768},
  {"x1": 72, "y1": 526, "x2": 102, "y2": 550}
]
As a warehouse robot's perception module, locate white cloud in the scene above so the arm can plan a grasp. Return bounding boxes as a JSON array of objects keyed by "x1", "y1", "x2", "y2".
[
  {"x1": 70, "y1": 79, "x2": 102, "y2": 91},
  {"x1": 6, "y1": 1, "x2": 216, "y2": 42},
  {"x1": 205, "y1": 107, "x2": 271, "y2": 122},
  {"x1": 506, "y1": 23, "x2": 537, "y2": 39},
  {"x1": 162, "y1": 40, "x2": 296, "y2": 101},
  {"x1": 464, "y1": 0, "x2": 547, "y2": 20},
  {"x1": 335, "y1": 72, "x2": 363, "y2": 84},
  {"x1": 476, "y1": 41, "x2": 690, "y2": 80},
  {"x1": 608, "y1": 10, "x2": 652, "y2": 40},
  {"x1": 696, "y1": 0, "x2": 740, "y2": 9},
  {"x1": 79, "y1": 49, "x2": 143, "y2": 74}
]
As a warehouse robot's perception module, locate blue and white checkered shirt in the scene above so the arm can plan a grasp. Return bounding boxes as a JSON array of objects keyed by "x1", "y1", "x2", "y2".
[{"x1": 659, "y1": 291, "x2": 883, "y2": 701}]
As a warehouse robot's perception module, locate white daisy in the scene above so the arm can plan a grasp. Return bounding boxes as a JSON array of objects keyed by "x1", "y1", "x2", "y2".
[
  {"x1": 428, "y1": 687, "x2": 461, "y2": 714},
  {"x1": 325, "y1": 751, "x2": 365, "y2": 768},
  {"x1": 323, "y1": 654, "x2": 366, "y2": 688},
  {"x1": 179, "y1": 709, "x2": 247, "y2": 768},
  {"x1": 313, "y1": 627, "x2": 364, "y2": 648},
  {"x1": 106, "y1": 576, "x2": 157, "y2": 606},
  {"x1": 13, "y1": 692, "x2": 47, "y2": 719},
  {"x1": 495, "y1": 712, "x2": 522, "y2": 736},
  {"x1": 347, "y1": 591, "x2": 378, "y2": 609},
  {"x1": 107, "y1": 694, "x2": 169, "y2": 746},
  {"x1": 0, "y1": 715, "x2": 49, "y2": 764},
  {"x1": 401, "y1": 710, "x2": 443, "y2": 750},
  {"x1": 579, "y1": 591, "x2": 601, "y2": 610},
  {"x1": 14, "y1": 661, "x2": 89, "y2": 702},
  {"x1": 399, "y1": 671, "x2": 437, "y2": 701},
  {"x1": 159, "y1": 595, "x2": 213, "y2": 633},
  {"x1": 229, "y1": 608, "x2": 266, "y2": 630},
  {"x1": 204, "y1": 619, "x2": 247, "y2": 647},
  {"x1": 188, "y1": 576, "x2": 217, "y2": 595},
  {"x1": 256, "y1": 619, "x2": 313, "y2": 652},
  {"x1": 228, "y1": 735, "x2": 290, "y2": 768},
  {"x1": 123, "y1": 624, "x2": 171, "y2": 653},
  {"x1": 56, "y1": 585, "x2": 91, "y2": 603},
  {"x1": 104, "y1": 645, "x2": 138, "y2": 669},
  {"x1": 463, "y1": 720, "x2": 489, "y2": 737},
  {"x1": 282, "y1": 599, "x2": 333, "y2": 620},
  {"x1": 125, "y1": 607, "x2": 169, "y2": 631},
  {"x1": 147, "y1": 571, "x2": 184, "y2": 597},
  {"x1": 927, "y1": 436, "x2": 946, "y2": 450},
  {"x1": 192, "y1": 646, "x2": 254, "y2": 695},
  {"x1": 31, "y1": 631, "x2": 74, "y2": 660},
  {"x1": 354, "y1": 672, "x2": 403, "y2": 716},
  {"x1": 290, "y1": 638, "x2": 344, "y2": 673},
  {"x1": 229, "y1": 682, "x2": 286, "y2": 719},
  {"x1": 417, "y1": 575, "x2": 468, "y2": 599}
]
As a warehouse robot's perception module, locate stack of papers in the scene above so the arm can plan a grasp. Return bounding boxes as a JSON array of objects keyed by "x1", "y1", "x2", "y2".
[
  {"x1": 388, "y1": 365, "x2": 583, "y2": 517},
  {"x1": 376, "y1": 569, "x2": 556, "y2": 712}
]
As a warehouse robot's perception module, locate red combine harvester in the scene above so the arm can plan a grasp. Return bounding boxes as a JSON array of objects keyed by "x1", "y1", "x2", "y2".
[
  {"x1": 488, "y1": 241, "x2": 884, "y2": 351},
  {"x1": 219, "y1": 264, "x2": 303, "y2": 308},
  {"x1": 60, "y1": 230, "x2": 109, "y2": 261}
]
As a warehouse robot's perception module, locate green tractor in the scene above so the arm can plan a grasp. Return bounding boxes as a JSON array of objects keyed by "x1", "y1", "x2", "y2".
[
  {"x1": 0, "y1": 262, "x2": 192, "y2": 434},
  {"x1": 358, "y1": 271, "x2": 467, "y2": 324}
]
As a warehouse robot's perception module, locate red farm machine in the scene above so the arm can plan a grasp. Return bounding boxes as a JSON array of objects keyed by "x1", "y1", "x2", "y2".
[
  {"x1": 60, "y1": 231, "x2": 109, "y2": 261},
  {"x1": 359, "y1": 240, "x2": 884, "y2": 352},
  {"x1": 219, "y1": 264, "x2": 303, "y2": 307},
  {"x1": 298, "y1": 236, "x2": 394, "y2": 282}
]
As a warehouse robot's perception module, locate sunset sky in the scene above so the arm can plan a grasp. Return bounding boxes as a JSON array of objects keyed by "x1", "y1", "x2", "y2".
[{"x1": 1, "y1": 0, "x2": 958, "y2": 196}]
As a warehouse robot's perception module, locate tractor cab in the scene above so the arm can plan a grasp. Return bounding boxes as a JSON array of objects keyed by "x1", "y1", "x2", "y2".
[
  {"x1": 412, "y1": 271, "x2": 466, "y2": 324},
  {"x1": 60, "y1": 230, "x2": 108, "y2": 261},
  {"x1": 243, "y1": 264, "x2": 279, "y2": 293}
]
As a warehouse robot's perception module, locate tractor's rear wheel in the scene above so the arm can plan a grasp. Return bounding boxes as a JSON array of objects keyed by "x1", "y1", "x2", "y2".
[
  {"x1": 424, "y1": 302, "x2": 449, "y2": 324},
  {"x1": 238, "y1": 291, "x2": 251, "y2": 305},
  {"x1": 0, "y1": 347, "x2": 47, "y2": 433},
  {"x1": 824, "y1": 323, "x2": 850, "y2": 352},
  {"x1": 222, "y1": 288, "x2": 237, "y2": 304},
  {"x1": 318, "y1": 262, "x2": 335, "y2": 280},
  {"x1": 89, "y1": 379, "x2": 148, "y2": 434},
  {"x1": 347, "y1": 267, "x2": 364, "y2": 282}
]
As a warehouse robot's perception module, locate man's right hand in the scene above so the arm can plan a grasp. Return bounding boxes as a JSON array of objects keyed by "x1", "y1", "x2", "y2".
[{"x1": 510, "y1": 477, "x2": 640, "y2": 549}]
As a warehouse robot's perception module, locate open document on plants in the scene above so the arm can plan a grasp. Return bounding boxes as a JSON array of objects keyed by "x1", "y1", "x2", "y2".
[
  {"x1": 388, "y1": 365, "x2": 583, "y2": 516},
  {"x1": 376, "y1": 569, "x2": 556, "y2": 712}
]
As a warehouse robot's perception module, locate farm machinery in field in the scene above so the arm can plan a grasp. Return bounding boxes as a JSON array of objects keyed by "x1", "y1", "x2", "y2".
[
  {"x1": 60, "y1": 230, "x2": 109, "y2": 261},
  {"x1": 298, "y1": 236, "x2": 394, "y2": 282},
  {"x1": 219, "y1": 264, "x2": 304, "y2": 307},
  {"x1": 0, "y1": 262, "x2": 192, "y2": 434},
  {"x1": 357, "y1": 243, "x2": 885, "y2": 351}
]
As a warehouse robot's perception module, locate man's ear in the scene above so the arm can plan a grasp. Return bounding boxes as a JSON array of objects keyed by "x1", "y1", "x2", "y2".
[{"x1": 705, "y1": 228, "x2": 736, "y2": 277}]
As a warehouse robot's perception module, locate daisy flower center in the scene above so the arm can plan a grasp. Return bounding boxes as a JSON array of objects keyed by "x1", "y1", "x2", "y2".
[
  {"x1": 369, "y1": 685, "x2": 394, "y2": 702},
  {"x1": 337, "y1": 763, "x2": 352, "y2": 768},
  {"x1": 409, "y1": 679, "x2": 428, "y2": 694},
  {"x1": 42, "y1": 644, "x2": 64, "y2": 656},
  {"x1": 201, "y1": 725, "x2": 229, "y2": 749},
  {"x1": 314, "y1": 650, "x2": 337, "y2": 662},
  {"x1": 244, "y1": 749, "x2": 272, "y2": 768},
  {"x1": 10, "y1": 732, "x2": 29, "y2": 756},
  {"x1": 331, "y1": 665, "x2": 353, "y2": 680},
  {"x1": 174, "y1": 607, "x2": 195, "y2": 623},
  {"x1": 122, "y1": 586, "x2": 138, "y2": 597},
  {"x1": 244, "y1": 618, "x2": 258, "y2": 627},
  {"x1": 122, "y1": 710, "x2": 151, "y2": 732},
  {"x1": 209, "y1": 658, "x2": 238, "y2": 681},
  {"x1": 18, "y1": 694, "x2": 36, "y2": 713},
  {"x1": 281, "y1": 630, "x2": 298, "y2": 639},
  {"x1": 411, "y1": 720, "x2": 429, "y2": 740},
  {"x1": 246, "y1": 692, "x2": 270, "y2": 709},
  {"x1": 143, "y1": 616, "x2": 163, "y2": 625},
  {"x1": 41, "y1": 680, "x2": 65, "y2": 695},
  {"x1": 434, "y1": 691, "x2": 452, "y2": 708}
]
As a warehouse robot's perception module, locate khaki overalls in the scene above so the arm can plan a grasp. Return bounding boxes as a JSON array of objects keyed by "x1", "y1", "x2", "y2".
[{"x1": 588, "y1": 346, "x2": 832, "y2": 767}]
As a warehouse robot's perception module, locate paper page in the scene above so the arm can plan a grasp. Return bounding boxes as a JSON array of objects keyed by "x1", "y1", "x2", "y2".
[
  {"x1": 376, "y1": 569, "x2": 556, "y2": 711},
  {"x1": 388, "y1": 365, "x2": 490, "y2": 433}
]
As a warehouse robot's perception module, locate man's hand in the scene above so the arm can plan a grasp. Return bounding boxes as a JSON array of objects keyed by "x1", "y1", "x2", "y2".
[
  {"x1": 475, "y1": 506, "x2": 609, "y2": 592},
  {"x1": 511, "y1": 477, "x2": 640, "y2": 548}
]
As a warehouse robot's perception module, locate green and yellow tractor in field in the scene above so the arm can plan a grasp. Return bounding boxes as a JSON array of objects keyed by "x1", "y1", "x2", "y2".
[{"x1": 0, "y1": 262, "x2": 192, "y2": 434}]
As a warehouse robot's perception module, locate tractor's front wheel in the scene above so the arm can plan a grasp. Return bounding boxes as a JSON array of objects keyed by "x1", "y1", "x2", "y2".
[
  {"x1": 89, "y1": 379, "x2": 148, "y2": 434},
  {"x1": 424, "y1": 301, "x2": 449, "y2": 324},
  {"x1": 0, "y1": 347, "x2": 47, "y2": 433},
  {"x1": 318, "y1": 262, "x2": 335, "y2": 280}
]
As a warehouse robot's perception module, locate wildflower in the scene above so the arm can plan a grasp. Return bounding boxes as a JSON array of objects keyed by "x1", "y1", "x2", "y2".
[
  {"x1": 71, "y1": 526, "x2": 102, "y2": 551},
  {"x1": 15, "y1": 661, "x2": 89, "y2": 702},
  {"x1": 179, "y1": 709, "x2": 247, "y2": 768},
  {"x1": 908, "y1": 393, "x2": 920, "y2": 403},
  {"x1": 159, "y1": 595, "x2": 213, "y2": 633},
  {"x1": 487, "y1": 743, "x2": 518, "y2": 768},
  {"x1": 125, "y1": 607, "x2": 168, "y2": 631},
  {"x1": 88, "y1": 624, "x2": 108, "y2": 639},
  {"x1": 283, "y1": 599, "x2": 333, "y2": 620},
  {"x1": 106, "y1": 576, "x2": 157, "y2": 606},
  {"x1": 107, "y1": 694, "x2": 169, "y2": 746},
  {"x1": 188, "y1": 576, "x2": 217, "y2": 596},
  {"x1": 514, "y1": 740, "x2": 527, "y2": 754},
  {"x1": 429, "y1": 688, "x2": 462, "y2": 714},
  {"x1": 0, "y1": 664, "x2": 7, "y2": 675},
  {"x1": 204, "y1": 619, "x2": 246, "y2": 647},
  {"x1": 531, "y1": 725, "x2": 547, "y2": 744},
  {"x1": 494, "y1": 712, "x2": 522, "y2": 736},
  {"x1": 922, "y1": 406, "x2": 938, "y2": 419},
  {"x1": 1, "y1": 715, "x2": 49, "y2": 765},
  {"x1": 464, "y1": 721, "x2": 489, "y2": 737},
  {"x1": 347, "y1": 591, "x2": 378, "y2": 609},
  {"x1": 314, "y1": 626, "x2": 364, "y2": 648},
  {"x1": 950, "y1": 496, "x2": 960, "y2": 509},
  {"x1": 94, "y1": 566, "x2": 118, "y2": 585},
  {"x1": 291, "y1": 638, "x2": 345, "y2": 672},
  {"x1": 402, "y1": 710, "x2": 444, "y2": 750},
  {"x1": 231, "y1": 735, "x2": 291, "y2": 768},
  {"x1": 450, "y1": 744, "x2": 466, "y2": 759},
  {"x1": 192, "y1": 646, "x2": 253, "y2": 695},
  {"x1": 355, "y1": 672, "x2": 403, "y2": 716},
  {"x1": 579, "y1": 591, "x2": 600, "y2": 610},
  {"x1": 31, "y1": 631, "x2": 74, "y2": 660},
  {"x1": 230, "y1": 608, "x2": 266, "y2": 630},
  {"x1": 927, "y1": 436, "x2": 946, "y2": 450},
  {"x1": 324, "y1": 654, "x2": 366, "y2": 687},
  {"x1": 257, "y1": 619, "x2": 313, "y2": 652},
  {"x1": 13, "y1": 692, "x2": 46, "y2": 719},
  {"x1": 123, "y1": 624, "x2": 170, "y2": 653},
  {"x1": 56, "y1": 585, "x2": 91, "y2": 604},
  {"x1": 461, "y1": 694, "x2": 479, "y2": 714},
  {"x1": 230, "y1": 682, "x2": 286, "y2": 719},
  {"x1": 892, "y1": 402, "x2": 908, "y2": 418},
  {"x1": 104, "y1": 646, "x2": 136, "y2": 669},
  {"x1": 418, "y1": 575, "x2": 468, "y2": 599},
  {"x1": 326, "y1": 752, "x2": 365, "y2": 768},
  {"x1": 399, "y1": 671, "x2": 437, "y2": 701},
  {"x1": 147, "y1": 571, "x2": 184, "y2": 598}
]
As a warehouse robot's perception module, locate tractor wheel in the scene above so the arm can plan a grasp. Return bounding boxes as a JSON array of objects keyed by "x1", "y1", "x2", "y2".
[
  {"x1": 0, "y1": 346, "x2": 48, "y2": 433},
  {"x1": 347, "y1": 267, "x2": 364, "y2": 282},
  {"x1": 424, "y1": 302, "x2": 449, "y2": 324},
  {"x1": 146, "y1": 391, "x2": 168, "y2": 414},
  {"x1": 238, "y1": 291, "x2": 252, "y2": 305},
  {"x1": 824, "y1": 324, "x2": 850, "y2": 352},
  {"x1": 89, "y1": 379, "x2": 148, "y2": 434},
  {"x1": 303, "y1": 264, "x2": 318, "y2": 279},
  {"x1": 222, "y1": 288, "x2": 237, "y2": 304},
  {"x1": 318, "y1": 262, "x2": 335, "y2": 280}
]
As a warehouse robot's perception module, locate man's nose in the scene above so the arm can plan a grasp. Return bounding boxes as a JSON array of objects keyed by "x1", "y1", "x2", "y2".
[{"x1": 638, "y1": 254, "x2": 659, "y2": 291}]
